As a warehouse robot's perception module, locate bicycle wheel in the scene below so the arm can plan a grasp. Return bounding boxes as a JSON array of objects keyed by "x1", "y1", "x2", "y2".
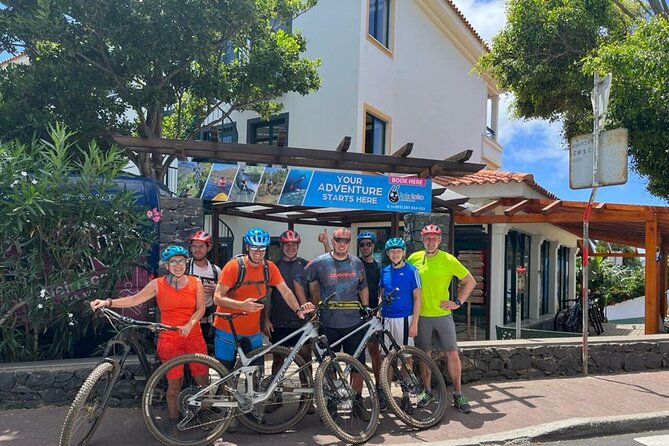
[
  {"x1": 237, "y1": 345, "x2": 314, "y2": 434},
  {"x1": 59, "y1": 361, "x2": 115, "y2": 446},
  {"x1": 143, "y1": 353, "x2": 233, "y2": 446},
  {"x1": 314, "y1": 353, "x2": 379, "y2": 444},
  {"x1": 553, "y1": 309, "x2": 569, "y2": 331},
  {"x1": 380, "y1": 346, "x2": 447, "y2": 429}
]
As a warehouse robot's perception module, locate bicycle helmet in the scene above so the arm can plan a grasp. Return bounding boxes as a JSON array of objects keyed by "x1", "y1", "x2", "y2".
[
  {"x1": 243, "y1": 227, "x2": 271, "y2": 246},
  {"x1": 279, "y1": 230, "x2": 301, "y2": 244},
  {"x1": 161, "y1": 245, "x2": 190, "y2": 262},
  {"x1": 420, "y1": 224, "x2": 442, "y2": 236},
  {"x1": 385, "y1": 238, "x2": 406, "y2": 251},
  {"x1": 188, "y1": 230, "x2": 212, "y2": 245},
  {"x1": 357, "y1": 231, "x2": 376, "y2": 243}
]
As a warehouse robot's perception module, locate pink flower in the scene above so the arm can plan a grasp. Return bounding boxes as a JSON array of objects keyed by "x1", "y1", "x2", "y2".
[
  {"x1": 146, "y1": 210, "x2": 153, "y2": 218},
  {"x1": 147, "y1": 207, "x2": 163, "y2": 223}
]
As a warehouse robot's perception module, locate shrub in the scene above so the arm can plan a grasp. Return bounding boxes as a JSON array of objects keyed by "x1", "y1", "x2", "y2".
[{"x1": 0, "y1": 124, "x2": 156, "y2": 362}]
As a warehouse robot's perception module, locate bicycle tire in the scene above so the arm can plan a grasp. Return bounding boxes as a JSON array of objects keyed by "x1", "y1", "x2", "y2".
[
  {"x1": 380, "y1": 346, "x2": 447, "y2": 429},
  {"x1": 143, "y1": 353, "x2": 233, "y2": 446},
  {"x1": 554, "y1": 309, "x2": 569, "y2": 331},
  {"x1": 59, "y1": 361, "x2": 115, "y2": 446},
  {"x1": 237, "y1": 345, "x2": 314, "y2": 434},
  {"x1": 314, "y1": 353, "x2": 379, "y2": 444}
]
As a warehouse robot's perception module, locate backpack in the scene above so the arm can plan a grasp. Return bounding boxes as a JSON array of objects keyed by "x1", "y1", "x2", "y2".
[
  {"x1": 229, "y1": 254, "x2": 270, "y2": 292},
  {"x1": 186, "y1": 258, "x2": 219, "y2": 283}
]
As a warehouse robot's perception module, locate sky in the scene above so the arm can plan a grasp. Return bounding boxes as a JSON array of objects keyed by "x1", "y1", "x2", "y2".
[{"x1": 453, "y1": 0, "x2": 667, "y2": 206}]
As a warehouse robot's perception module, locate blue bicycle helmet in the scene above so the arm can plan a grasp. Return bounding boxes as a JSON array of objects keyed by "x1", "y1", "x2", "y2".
[
  {"x1": 385, "y1": 237, "x2": 406, "y2": 251},
  {"x1": 243, "y1": 227, "x2": 271, "y2": 246},
  {"x1": 357, "y1": 231, "x2": 376, "y2": 243},
  {"x1": 161, "y1": 245, "x2": 190, "y2": 262}
]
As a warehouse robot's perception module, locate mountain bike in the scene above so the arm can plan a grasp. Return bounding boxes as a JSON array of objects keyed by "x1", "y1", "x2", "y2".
[
  {"x1": 554, "y1": 297, "x2": 604, "y2": 335},
  {"x1": 326, "y1": 289, "x2": 448, "y2": 429},
  {"x1": 59, "y1": 307, "x2": 177, "y2": 446},
  {"x1": 142, "y1": 293, "x2": 380, "y2": 446}
]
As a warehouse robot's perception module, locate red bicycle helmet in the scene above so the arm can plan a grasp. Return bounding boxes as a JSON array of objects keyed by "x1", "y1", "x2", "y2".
[
  {"x1": 279, "y1": 230, "x2": 301, "y2": 243},
  {"x1": 188, "y1": 230, "x2": 212, "y2": 244},
  {"x1": 420, "y1": 224, "x2": 442, "y2": 236}
]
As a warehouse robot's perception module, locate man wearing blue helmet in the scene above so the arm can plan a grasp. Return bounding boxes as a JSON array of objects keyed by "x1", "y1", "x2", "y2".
[
  {"x1": 212, "y1": 227, "x2": 313, "y2": 369},
  {"x1": 379, "y1": 237, "x2": 422, "y2": 413}
]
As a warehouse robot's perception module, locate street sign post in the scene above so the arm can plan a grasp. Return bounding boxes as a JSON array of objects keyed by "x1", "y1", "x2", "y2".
[{"x1": 568, "y1": 72, "x2": 628, "y2": 376}]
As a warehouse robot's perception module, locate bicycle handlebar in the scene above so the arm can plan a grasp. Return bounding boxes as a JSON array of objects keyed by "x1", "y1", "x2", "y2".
[{"x1": 97, "y1": 307, "x2": 178, "y2": 332}]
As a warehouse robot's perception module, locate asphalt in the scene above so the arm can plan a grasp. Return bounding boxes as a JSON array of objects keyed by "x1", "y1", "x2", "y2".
[{"x1": 2, "y1": 369, "x2": 669, "y2": 445}]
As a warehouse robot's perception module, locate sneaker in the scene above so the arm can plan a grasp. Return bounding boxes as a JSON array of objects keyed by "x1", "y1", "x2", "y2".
[
  {"x1": 376, "y1": 385, "x2": 388, "y2": 412},
  {"x1": 167, "y1": 418, "x2": 180, "y2": 438},
  {"x1": 400, "y1": 395, "x2": 414, "y2": 415},
  {"x1": 417, "y1": 390, "x2": 434, "y2": 408},
  {"x1": 453, "y1": 394, "x2": 472, "y2": 414},
  {"x1": 352, "y1": 395, "x2": 372, "y2": 422}
]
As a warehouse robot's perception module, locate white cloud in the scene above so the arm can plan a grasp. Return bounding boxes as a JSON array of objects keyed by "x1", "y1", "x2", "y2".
[{"x1": 452, "y1": 0, "x2": 507, "y2": 43}]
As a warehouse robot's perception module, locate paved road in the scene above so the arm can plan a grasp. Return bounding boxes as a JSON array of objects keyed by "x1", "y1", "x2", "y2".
[{"x1": 3, "y1": 370, "x2": 669, "y2": 446}]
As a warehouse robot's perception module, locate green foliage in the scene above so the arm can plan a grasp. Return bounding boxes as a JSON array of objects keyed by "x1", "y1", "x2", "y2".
[
  {"x1": 477, "y1": 0, "x2": 669, "y2": 199},
  {"x1": 0, "y1": 0, "x2": 321, "y2": 180},
  {"x1": 0, "y1": 124, "x2": 156, "y2": 362},
  {"x1": 576, "y1": 255, "x2": 645, "y2": 307}
]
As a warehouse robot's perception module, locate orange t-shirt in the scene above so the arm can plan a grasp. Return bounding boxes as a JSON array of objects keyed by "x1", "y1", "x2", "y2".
[
  {"x1": 213, "y1": 257, "x2": 284, "y2": 336},
  {"x1": 156, "y1": 275, "x2": 203, "y2": 339}
]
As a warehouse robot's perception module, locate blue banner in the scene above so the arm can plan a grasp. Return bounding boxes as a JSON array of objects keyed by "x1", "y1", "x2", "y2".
[{"x1": 302, "y1": 171, "x2": 432, "y2": 212}]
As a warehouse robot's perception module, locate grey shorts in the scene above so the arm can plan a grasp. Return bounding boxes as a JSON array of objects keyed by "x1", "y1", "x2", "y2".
[{"x1": 416, "y1": 314, "x2": 458, "y2": 352}]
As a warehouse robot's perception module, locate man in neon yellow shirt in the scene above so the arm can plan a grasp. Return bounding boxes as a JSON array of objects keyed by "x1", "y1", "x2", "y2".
[{"x1": 407, "y1": 224, "x2": 476, "y2": 414}]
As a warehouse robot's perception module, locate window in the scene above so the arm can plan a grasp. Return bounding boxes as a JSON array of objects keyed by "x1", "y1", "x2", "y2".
[
  {"x1": 504, "y1": 231, "x2": 531, "y2": 324},
  {"x1": 247, "y1": 113, "x2": 289, "y2": 145},
  {"x1": 365, "y1": 112, "x2": 387, "y2": 155},
  {"x1": 368, "y1": 0, "x2": 390, "y2": 48},
  {"x1": 540, "y1": 241, "x2": 550, "y2": 314},
  {"x1": 199, "y1": 123, "x2": 237, "y2": 143},
  {"x1": 557, "y1": 246, "x2": 570, "y2": 309}
]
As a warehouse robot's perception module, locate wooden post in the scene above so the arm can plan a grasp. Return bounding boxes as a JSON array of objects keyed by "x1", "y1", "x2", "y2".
[
  {"x1": 645, "y1": 216, "x2": 659, "y2": 334},
  {"x1": 212, "y1": 207, "x2": 220, "y2": 265},
  {"x1": 660, "y1": 249, "x2": 668, "y2": 323},
  {"x1": 391, "y1": 213, "x2": 400, "y2": 237}
]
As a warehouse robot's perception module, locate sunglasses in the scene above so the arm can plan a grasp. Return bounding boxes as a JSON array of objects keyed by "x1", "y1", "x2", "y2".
[
  {"x1": 333, "y1": 237, "x2": 351, "y2": 244},
  {"x1": 168, "y1": 259, "x2": 187, "y2": 266},
  {"x1": 249, "y1": 246, "x2": 267, "y2": 252},
  {"x1": 359, "y1": 242, "x2": 374, "y2": 248}
]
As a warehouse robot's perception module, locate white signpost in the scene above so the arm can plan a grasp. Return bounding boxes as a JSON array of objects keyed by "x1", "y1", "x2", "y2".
[{"x1": 567, "y1": 72, "x2": 628, "y2": 376}]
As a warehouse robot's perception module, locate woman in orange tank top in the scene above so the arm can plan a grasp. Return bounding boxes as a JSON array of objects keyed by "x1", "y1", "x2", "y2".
[{"x1": 90, "y1": 245, "x2": 209, "y2": 426}]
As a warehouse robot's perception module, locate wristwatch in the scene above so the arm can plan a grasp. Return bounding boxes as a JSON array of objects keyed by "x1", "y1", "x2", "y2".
[{"x1": 454, "y1": 298, "x2": 462, "y2": 307}]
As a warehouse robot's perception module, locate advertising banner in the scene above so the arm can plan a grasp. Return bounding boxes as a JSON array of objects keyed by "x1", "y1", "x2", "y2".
[{"x1": 177, "y1": 161, "x2": 432, "y2": 212}]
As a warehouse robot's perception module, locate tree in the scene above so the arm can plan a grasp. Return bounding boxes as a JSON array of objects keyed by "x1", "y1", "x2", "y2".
[
  {"x1": 0, "y1": 0, "x2": 321, "y2": 180},
  {"x1": 477, "y1": 0, "x2": 669, "y2": 198}
]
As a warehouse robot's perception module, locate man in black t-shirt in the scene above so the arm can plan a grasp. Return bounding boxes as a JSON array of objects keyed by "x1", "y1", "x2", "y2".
[{"x1": 357, "y1": 231, "x2": 386, "y2": 412}]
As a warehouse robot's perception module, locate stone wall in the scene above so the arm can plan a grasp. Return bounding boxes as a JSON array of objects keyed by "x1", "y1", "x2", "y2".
[
  {"x1": 159, "y1": 197, "x2": 204, "y2": 247},
  {"x1": 403, "y1": 212, "x2": 451, "y2": 255},
  {"x1": 3, "y1": 336, "x2": 669, "y2": 409}
]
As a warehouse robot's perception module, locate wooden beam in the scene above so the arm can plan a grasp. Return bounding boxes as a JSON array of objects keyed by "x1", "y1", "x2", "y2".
[
  {"x1": 541, "y1": 200, "x2": 563, "y2": 214},
  {"x1": 471, "y1": 200, "x2": 502, "y2": 217},
  {"x1": 392, "y1": 142, "x2": 413, "y2": 157},
  {"x1": 445, "y1": 149, "x2": 473, "y2": 163},
  {"x1": 660, "y1": 251, "x2": 668, "y2": 322},
  {"x1": 253, "y1": 205, "x2": 318, "y2": 215},
  {"x1": 645, "y1": 216, "x2": 659, "y2": 334},
  {"x1": 336, "y1": 136, "x2": 351, "y2": 152},
  {"x1": 590, "y1": 252, "x2": 645, "y2": 258},
  {"x1": 219, "y1": 208, "x2": 342, "y2": 227},
  {"x1": 433, "y1": 196, "x2": 468, "y2": 209},
  {"x1": 110, "y1": 134, "x2": 485, "y2": 177},
  {"x1": 456, "y1": 211, "x2": 644, "y2": 224},
  {"x1": 504, "y1": 199, "x2": 530, "y2": 216},
  {"x1": 595, "y1": 202, "x2": 607, "y2": 210},
  {"x1": 431, "y1": 187, "x2": 447, "y2": 196}
]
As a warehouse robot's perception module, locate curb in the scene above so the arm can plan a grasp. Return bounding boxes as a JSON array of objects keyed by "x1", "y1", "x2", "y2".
[{"x1": 397, "y1": 411, "x2": 669, "y2": 446}]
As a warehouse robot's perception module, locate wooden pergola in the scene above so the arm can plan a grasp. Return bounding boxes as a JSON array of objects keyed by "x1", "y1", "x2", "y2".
[{"x1": 455, "y1": 197, "x2": 669, "y2": 334}]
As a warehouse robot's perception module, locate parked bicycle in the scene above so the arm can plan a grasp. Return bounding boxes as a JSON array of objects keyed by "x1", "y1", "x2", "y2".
[
  {"x1": 142, "y1": 293, "x2": 379, "y2": 446},
  {"x1": 59, "y1": 307, "x2": 178, "y2": 446},
  {"x1": 554, "y1": 297, "x2": 605, "y2": 335},
  {"x1": 326, "y1": 288, "x2": 448, "y2": 429}
]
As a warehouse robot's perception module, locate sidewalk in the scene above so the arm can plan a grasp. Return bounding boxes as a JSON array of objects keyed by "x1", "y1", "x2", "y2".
[{"x1": 2, "y1": 370, "x2": 669, "y2": 445}]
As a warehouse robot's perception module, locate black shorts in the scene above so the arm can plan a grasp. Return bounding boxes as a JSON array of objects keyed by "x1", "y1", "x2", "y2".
[{"x1": 322, "y1": 322, "x2": 366, "y2": 363}]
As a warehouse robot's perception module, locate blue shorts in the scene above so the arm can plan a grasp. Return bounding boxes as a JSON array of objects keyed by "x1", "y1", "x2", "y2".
[{"x1": 214, "y1": 329, "x2": 263, "y2": 364}]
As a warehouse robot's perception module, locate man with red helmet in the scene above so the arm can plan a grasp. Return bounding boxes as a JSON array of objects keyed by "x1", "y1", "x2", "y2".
[
  {"x1": 187, "y1": 230, "x2": 221, "y2": 350},
  {"x1": 407, "y1": 223, "x2": 476, "y2": 414}
]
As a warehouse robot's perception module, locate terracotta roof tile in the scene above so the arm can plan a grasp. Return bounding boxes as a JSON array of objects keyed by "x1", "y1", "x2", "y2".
[
  {"x1": 442, "y1": 0, "x2": 489, "y2": 49},
  {"x1": 434, "y1": 170, "x2": 559, "y2": 200}
]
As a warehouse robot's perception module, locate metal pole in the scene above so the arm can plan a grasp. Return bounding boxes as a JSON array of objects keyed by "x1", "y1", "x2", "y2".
[{"x1": 516, "y1": 266, "x2": 526, "y2": 340}]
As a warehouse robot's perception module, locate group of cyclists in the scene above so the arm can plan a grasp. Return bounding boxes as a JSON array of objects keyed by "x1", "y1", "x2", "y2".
[{"x1": 90, "y1": 221, "x2": 477, "y2": 434}]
